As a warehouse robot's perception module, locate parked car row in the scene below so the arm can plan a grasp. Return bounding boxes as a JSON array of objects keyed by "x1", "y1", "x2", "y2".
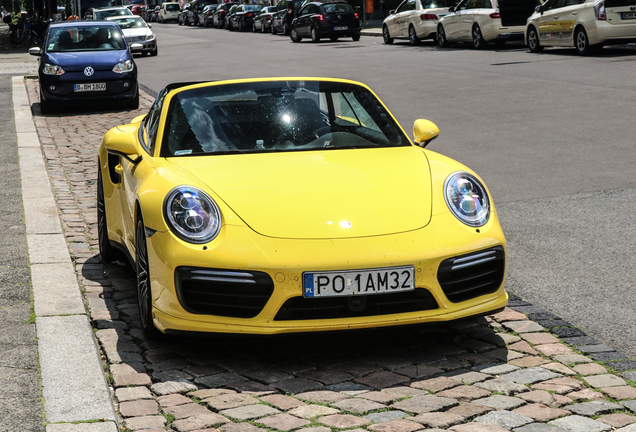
[{"x1": 382, "y1": 0, "x2": 636, "y2": 54}]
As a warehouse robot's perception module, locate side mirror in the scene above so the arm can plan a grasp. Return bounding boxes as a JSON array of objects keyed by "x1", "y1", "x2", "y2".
[
  {"x1": 130, "y1": 43, "x2": 144, "y2": 53},
  {"x1": 29, "y1": 47, "x2": 42, "y2": 56},
  {"x1": 104, "y1": 125, "x2": 142, "y2": 165},
  {"x1": 131, "y1": 114, "x2": 147, "y2": 124},
  {"x1": 389, "y1": 9, "x2": 395, "y2": 14},
  {"x1": 148, "y1": 23, "x2": 152, "y2": 28},
  {"x1": 413, "y1": 119, "x2": 439, "y2": 148},
  {"x1": 535, "y1": 4, "x2": 542, "y2": 12},
  {"x1": 449, "y1": 6, "x2": 455, "y2": 12}
]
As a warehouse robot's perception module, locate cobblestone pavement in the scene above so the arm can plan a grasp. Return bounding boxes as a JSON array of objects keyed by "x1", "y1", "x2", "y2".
[{"x1": 25, "y1": 77, "x2": 636, "y2": 432}]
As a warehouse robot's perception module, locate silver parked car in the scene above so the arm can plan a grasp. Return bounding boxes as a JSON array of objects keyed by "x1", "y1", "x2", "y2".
[{"x1": 107, "y1": 15, "x2": 158, "y2": 56}]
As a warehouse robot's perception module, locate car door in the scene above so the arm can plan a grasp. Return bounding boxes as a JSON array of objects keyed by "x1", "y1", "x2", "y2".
[
  {"x1": 550, "y1": 0, "x2": 585, "y2": 43},
  {"x1": 443, "y1": 0, "x2": 467, "y2": 39},
  {"x1": 456, "y1": 0, "x2": 481, "y2": 39},
  {"x1": 535, "y1": 0, "x2": 568, "y2": 42},
  {"x1": 383, "y1": 0, "x2": 404, "y2": 34},
  {"x1": 395, "y1": 0, "x2": 417, "y2": 36},
  {"x1": 295, "y1": 4, "x2": 314, "y2": 36}
]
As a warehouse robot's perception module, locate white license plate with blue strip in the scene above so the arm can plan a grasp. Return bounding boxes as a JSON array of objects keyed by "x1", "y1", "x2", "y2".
[{"x1": 303, "y1": 266, "x2": 415, "y2": 298}]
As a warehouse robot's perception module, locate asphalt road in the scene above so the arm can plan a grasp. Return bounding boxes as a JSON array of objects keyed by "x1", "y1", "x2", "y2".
[{"x1": 136, "y1": 24, "x2": 636, "y2": 358}]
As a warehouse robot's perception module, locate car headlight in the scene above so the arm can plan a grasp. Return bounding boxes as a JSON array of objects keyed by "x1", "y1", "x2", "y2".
[
  {"x1": 145, "y1": 33, "x2": 155, "y2": 41},
  {"x1": 164, "y1": 186, "x2": 221, "y2": 243},
  {"x1": 112, "y1": 59, "x2": 134, "y2": 74},
  {"x1": 43, "y1": 63, "x2": 65, "y2": 75},
  {"x1": 444, "y1": 172, "x2": 490, "y2": 227}
]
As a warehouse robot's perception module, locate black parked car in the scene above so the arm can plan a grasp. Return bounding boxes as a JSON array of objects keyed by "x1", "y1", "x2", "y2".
[
  {"x1": 290, "y1": 0, "x2": 360, "y2": 42},
  {"x1": 271, "y1": 0, "x2": 304, "y2": 35},
  {"x1": 212, "y1": 2, "x2": 240, "y2": 28},
  {"x1": 227, "y1": 4, "x2": 263, "y2": 31},
  {"x1": 199, "y1": 4, "x2": 218, "y2": 26}
]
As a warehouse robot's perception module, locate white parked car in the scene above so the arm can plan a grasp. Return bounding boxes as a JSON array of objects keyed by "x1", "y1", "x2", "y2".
[
  {"x1": 107, "y1": 16, "x2": 158, "y2": 56},
  {"x1": 437, "y1": 0, "x2": 540, "y2": 48},
  {"x1": 526, "y1": 0, "x2": 636, "y2": 54},
  {"x1": 158, "y1": 2, "x2": 181, "y2": 23},
  {"x1": 382, "y1": 0, "x2": 459, "y2": 45}
]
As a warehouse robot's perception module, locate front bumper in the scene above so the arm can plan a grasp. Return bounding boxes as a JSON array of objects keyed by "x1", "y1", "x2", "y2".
[
  {"x1": 143, "y1": 211, "x2": 508, "y2": 335},
  {"x1": 39, "y1": 71, "x2": 137, "y2": 104}
]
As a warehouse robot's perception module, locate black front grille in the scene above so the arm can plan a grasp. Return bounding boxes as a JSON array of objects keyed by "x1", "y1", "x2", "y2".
[
  {"x1": 437, "y1": 246, "x2": 505, "y2": 303},
  {"x1": 175, "y1": 267, "x2": 274, "y2": 318},
  {"x1": 274, "y1": 289, "x2": 438, "y2": 321}
]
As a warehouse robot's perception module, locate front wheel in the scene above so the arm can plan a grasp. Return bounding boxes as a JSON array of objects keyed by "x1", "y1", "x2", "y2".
[
  {"x1": 472, "y1": 24, "x2": 487, "y2": 49},
  {"x1": 382, "y1": 25, "x2": 393, "y2": 44},
  {"x1": 409, "y1": 25, "x2": 421, "y2": 46},
  {"x1": 271, "y1": 24, "x2": 278, "y2": 34},
  {"x1": 311, "y1": 26, "x2": 320, "y2": 42},
  {"x1": 290, "y1": 28, "x2": 302, "y2": 42},
  {"x1": 150, "y1": 46, "x2": 158, "y2": 56},
  {"x1": 136, "y1": 215, "x2": 162, "y2": 339},
  {"x1": 575, "y1": 27, "x2": 591, "y2": 55},
  {"x1": 527, "y1": 26, "x2": 543, "y2": 53},
  {"x1": 352, "y1": 33, "x2": 360, "y2": 41},
  {"x1": 97, "y1": 170, "x2": 121, "y2": 263},
  {"x1": 437, "y1": 24, "x2": 450, "y2": 47}
]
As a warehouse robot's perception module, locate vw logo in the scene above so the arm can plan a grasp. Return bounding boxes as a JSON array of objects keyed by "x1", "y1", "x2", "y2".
[
  {"x1": 338, "y1": 14, "x2": 342, "y2": 19},
  {"x1": 83, "y1": 66, "x2": 94, "y2": 77},
  {"x1": 631, "y1": 5, "x2": 636, "y2": 10}
]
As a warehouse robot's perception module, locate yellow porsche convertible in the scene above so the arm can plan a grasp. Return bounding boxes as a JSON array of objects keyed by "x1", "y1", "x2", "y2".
[{"x1": 97, "y1": 77, "x2": 507, "y2": 338}]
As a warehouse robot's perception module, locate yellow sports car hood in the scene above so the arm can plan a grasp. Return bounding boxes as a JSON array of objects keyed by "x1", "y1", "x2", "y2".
[{"x1": 167, "y1": 147, "x2": 432, "y2": 239}]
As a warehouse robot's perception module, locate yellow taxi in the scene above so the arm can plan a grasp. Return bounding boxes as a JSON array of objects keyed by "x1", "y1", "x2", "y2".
[{"x1": 382, "y1": 0, "x2": 459, "y2": 45}]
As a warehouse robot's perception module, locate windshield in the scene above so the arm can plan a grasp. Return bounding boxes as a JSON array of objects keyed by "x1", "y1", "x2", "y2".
[
  {"x1": 165, "y1": 3, "x2": 180, "y2": 10},
  {"x1": 46, "y1": 26, "x2": 127, "y2": 52},
  {"x1": 244, "y1": 5, "x2": 262, "y2": 11},
  {"x1": 111, "y1": 16, "x2": 148, "y2": 29},
  {"x1": 95, "y1": 8, "x2": 132, "y2": 19},
  {"x1": 421, "y1": 0, "x2": 460, "y2": 7},
  {"x1": 161, "y1": 81, "x2": 410, "y2": 157},
  {"x1": 323, "y1": 3, "x2": 354, "y2": 12}
]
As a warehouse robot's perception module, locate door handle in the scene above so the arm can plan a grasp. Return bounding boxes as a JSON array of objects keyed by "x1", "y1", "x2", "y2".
[{"x1": 115, "y1": 164, "x2": 123, "y2": 175}]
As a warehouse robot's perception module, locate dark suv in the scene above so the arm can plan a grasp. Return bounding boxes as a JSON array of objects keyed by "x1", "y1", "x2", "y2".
[
  {"x1": 271, "y1": 0, "x2": 305, "y2": 35},
  {"x1": 290, "y1": 0, "x2": 361, "y2": 42}
]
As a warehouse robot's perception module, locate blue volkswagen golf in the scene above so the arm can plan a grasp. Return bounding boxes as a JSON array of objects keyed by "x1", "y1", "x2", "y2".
[{"x1": 31, "y1": 21, "x2": 139, "y2": 113}]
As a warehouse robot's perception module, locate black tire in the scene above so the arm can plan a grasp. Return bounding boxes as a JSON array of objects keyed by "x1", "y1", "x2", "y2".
[
  {"x1": 310, "y1": 26, "x2": 320, "y2": 42},
  {"x1": 97, "y1": 170, "x2": 121, "y2": 263},
  {"x1": 136, "y1": 214, "x2": 162, "y2": 339},
  {"x1": 352, "y1": 33, "x2": 360, "y2": 41},
  {"x1": 253, "y1": 22, "x2": 257, "y2": 32},
  {"x1": 127, "y1": 92, "x2": 140, "y2": 110},
  {"x1": 40, "y1": 98, "x2": 51, "y2": 115},
  {"x1": 382, "y1": 25, "x2": 393, "y2": 44},
  {"x1": 150, "y1": 45, "x2": 158, "y2": 56},
  {"x1": 272, "y1": 24, "x2": 278, "y2": 34},
  {"x1": 472, "y1": 24, "x2": 487, "y2": 49},
  {"x1": 575, "y1": 27, "x2": 591, "y2": 55},
  {"x1": 178, "y1": 18, "x2": 182, "y2": 25},
  {"x1": 437, "y1": 24, "x2": 450, "y2": 47},
  {"x1": 290, "y1": 28, "x2": 302, "y2": 42},
  {"x1": 527, "y1": 26, "x2": 543, "y2": 53},
  {"x1": 330, "y1": 36, "x2": 338, "y2": 41},
  {"x1": 262, "y1": 22, "x2": 267, "y2": 33},
  {"x1": 408, "y1": 25, "x2": 421, "y2": 46}
]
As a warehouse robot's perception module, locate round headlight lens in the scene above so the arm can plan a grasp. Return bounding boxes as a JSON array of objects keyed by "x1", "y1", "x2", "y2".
[
  {"x1": 164, "y1": 187, "x2": 221, "y2": 243},
  {"x1": 444, "y1": 172, "x2": 490, "y2": 227}
]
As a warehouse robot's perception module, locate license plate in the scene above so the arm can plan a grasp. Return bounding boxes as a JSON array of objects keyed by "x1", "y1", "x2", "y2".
[
  {"x1": 74, "y1": 83, "x2": 106, "y2": 92},
  {"x1": 303, "y1": 266, "x2": 415, "y2": 298},
  {"x1": 621, "y1": 12, "x2": 636, "y2": 19},
  {"x1": 334, "y1": 26, "x2": 348, "y2": 31}
]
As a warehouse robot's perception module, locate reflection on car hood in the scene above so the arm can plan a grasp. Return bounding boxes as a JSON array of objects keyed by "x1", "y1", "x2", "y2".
[
  {"x1": 121, "y1": 28, "x2": 152, "y2": 38},
  {"x1": 168, "y1": 146, "x2": 433, "y2": 239},
  {"x1": 44, "y1": 51, "x2": 130, "y2": 71}
]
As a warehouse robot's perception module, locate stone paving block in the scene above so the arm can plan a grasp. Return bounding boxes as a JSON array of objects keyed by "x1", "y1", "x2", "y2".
[
  {"x1": 566, "y1": 389, "x2": 606, "y2": 401},
  {"x1": 584, "y1": 374, "x2": 626, "y2": 388},
  {"x1": 411, "y1": 412, "x2": 465, "y2": 428},
  {"x1": 510, "y1": 357, "x2": 551, "y2": 368},
  {"x1": 536, "y1": 320, "x2": 572, "y2": 329},
  {"x1": 364, "y1": 410, "x2": 410, "y2": 423},
  {"x1": 115, "y1": 386, "x2": 154, "y2": 402},
  {"x1": 521, "y1": 333, "x2": 561, "y2": 345},
  {"x1": 503, "y1": 320, "x2": 545, "y2": 333},
  {"x1": 395, "y1": 365, "x2": 444, "y2": 379},
  {"x1": 437, "y1": 385, "x2": 491, "y2": 402},
  {"x1": 296, "y1": 390, "x2": 350, "y2": 404},
  {"x1": 598, "y1": 413, "x2": 636, "y2": 428},
  {"x1": 509, "y1": 341, "x2": 539, "y2": 355},
  {"x1": 273, "y1": 378, "x2": 323, "y2": 394},
  {"x1": 473, "y1": 410, "x2": 534, "y2": 429},
  {"x1": 572, "y1": 363, "x2": 608, "y2": 376},
  {"x1": 447, "y1": 402, "x2": 493, "y2": 418},
  {"x1": 227, "y1": 380, "x2": 276, "y2": 395},
  {"x1": 244, "y1": 368, "x2": 293, "y2": 385},
  {"x1": 535, "y1": 344, "x2": 575, "y2": 356},
  {"x1": 113, "y1": 373, "x2": 152, "y2": 388},
  {"x1": 150, "y1": 381, "x2": 198, "y2": 396},
  {"x1": 532, "y1": 377, "x2": 585, "y2": 394},
  {"x1": 514, "y1": 424, "x2": 570, "y2": 432},
  {"x1": 172, "y1": 413, "x2": 232, "y2": 432},
  {"x1": 317, "y1": 413, "x2": 371, "y2": 429},
  {"x1": 297, "y1": 369, "x2": 354, "y2": 385},
  {"x1": 624, "y1": 400, "x2": 636, "y2": 413},
  {"x1": 490, "y1": 308, "x2": 528, "y2": 322},
  {"x1": 549, "y1": 414, "x2": 613, "y2": 432},
  {"x1": 473, "y1": 395, "x2": 525, "y2": 410},
  {"x1": 391, "y1": 394, "x2": 458, "y2": 414},
  {"x1": 255, "y1": 413, "x2": 311, "y2": 431},
  {"x1": 541, "y1": 363, "x2": 575, "y2": 376},
  {"x1": 552, "y1": 354, "x2": 593, "y2": 365},
  {"x1": 157, "y1": 393, "x2": 192, "y2": 408},
  {"x1": 610, "y1": 361, "x2": 636, "y2": 371},
  {"x1": 578, "y1": 345, "x2": 617, "y2": 354},
  {"x1": 513, "y1": 404, "x2": 571, "y2": 422},
  {"x1": 473, "y1": 363, "x2": 520, "y2": 375},
  {"x1": 551, "y1": 328, "x2": 587, "y2": 338},
  {"x1": 203, "y1": 393, "x2": 260, "y2": 411},
  {"x1": 366, "y1": 419, "x2": 424, "y2": 432},
  {"x1": 621, "y1": 371, "x2": 636, "y2": 381},
  {"x1": 499, "y1": 367, "x2": 562, "y2": 385},
  {"x1": 298, "y1": 428, "x2": 332, "y2": 432},
  {"x1": 356, "y1": 391, "x2": 404, "y2": 404},
  {"x1": 332, "y1": 397, "x2": 385, "y2": 414},
  {"x1": 119, "y1": 400, "x2": 159, "y2": 418},
  {"x1": 287, "y1": 404, "x2": 340, "y2": 419},
  {"x1": 475, "y1": 378, "x2": 529, "y2": 395},
  {"x1": 220, "y1": 422, "x2": 267, "y2": 432},
  {"x1": 220, "y1": 404, "x2": 281, "y2": 421},
  {"x1": 411, "y1": 376, "x2": 461, "y2": 393},
  {"x1": 566, "y1": 400, "x2": 624, "y2": 416},
  {"x1": 124, "y1": 415, "x2": 167, "y2": 431},
  {"x1": 194, "y1": 373, "x2": 247, "y2": 389},
  {"x1": 561, "y1": 336, "x2": 601, "y2": 347},
  {"x1": 356, "y1": 371, "x2": 410, "y2": 389},
  {"x1": 449, "y1": 422, "x2": 511, "y2": 432},
  {"x1": 165, "y1": 402, "x2": 214, "y2": 419},
  {"x1": 325, "y1": 382, "x2": 371, "y2": 393},
  {"x1": 616, "y1": 425, "x2": 636, "y2": 432},
  {"x1": 591, "y1": 352, "x2": 631, "y2": 362},
  {"x1": 384, "y1": 386, "x2": 428, "y2": 397},
  {"x1": 601, "y1": 386, "x2": 636, "y2": 400},
  {"x1": 189, "y1": 389, "x2": 236, "y2": 399},
  {"x1": 444, "y1": 370, "x2": 490, "y2": 384},
  {"x1": 260, "y1": 394, "x2": 307, "y2": 411}
]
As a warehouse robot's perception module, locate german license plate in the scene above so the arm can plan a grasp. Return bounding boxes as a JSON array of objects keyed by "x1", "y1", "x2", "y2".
[
  {"x1": 334, "y1": 26, "x2": 348, "y2": 31},
  {"x1": 74, "y1": 83, "x2": 106, "y2": 92},
  {"x1": 303, "y1": 266, "x2": 415, "y2": 298},
  {"x1": 621, "y1": 12, "x2": 636, "y2": 19}
]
